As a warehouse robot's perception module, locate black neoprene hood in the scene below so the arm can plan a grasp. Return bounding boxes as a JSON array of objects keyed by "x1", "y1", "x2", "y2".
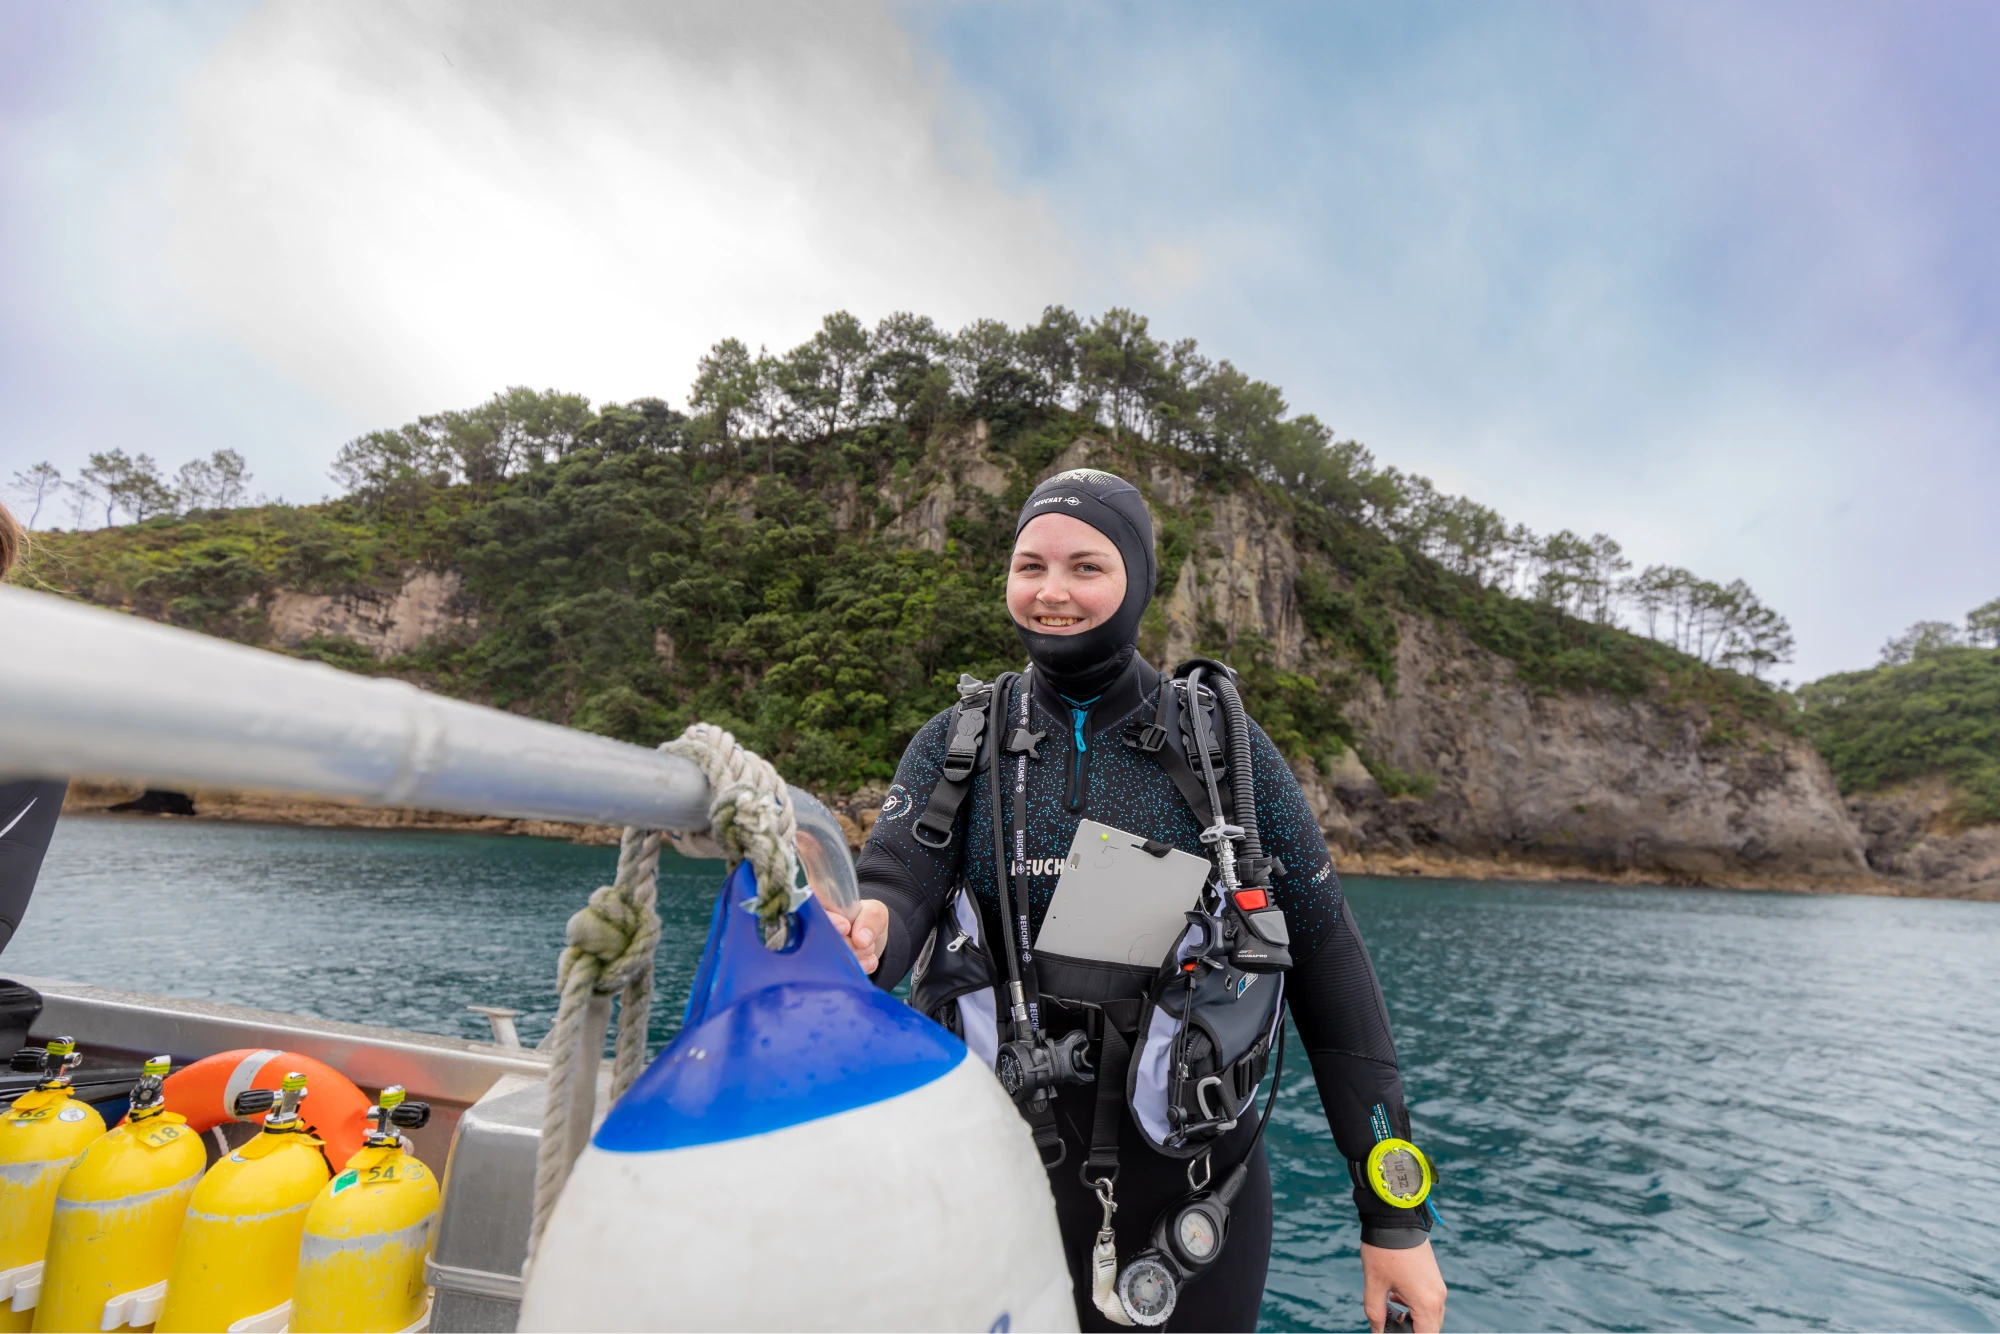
[{"x1": 1012, "y1": 468, "x2": 1156, "y2": 699}]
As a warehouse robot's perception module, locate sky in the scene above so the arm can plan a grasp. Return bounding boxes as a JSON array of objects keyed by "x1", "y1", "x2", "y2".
[{"x1": 2, "y1": 0, "x2": 1996, "y2": 682}]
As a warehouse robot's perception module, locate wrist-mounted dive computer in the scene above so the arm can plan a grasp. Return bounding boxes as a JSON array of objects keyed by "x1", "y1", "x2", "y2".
[
  {"x1": 1365, "y1": 1136, "x2": 1435, "y2": 1210},
  {"x1": 1357, "y1": 1102, "x2": 1438, "y2": 1213}
]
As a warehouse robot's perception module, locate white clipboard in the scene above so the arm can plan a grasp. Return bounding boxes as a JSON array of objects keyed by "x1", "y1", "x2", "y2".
[{"x1": 1032, "y1": 819, "x2": 1213, "y2": 970}]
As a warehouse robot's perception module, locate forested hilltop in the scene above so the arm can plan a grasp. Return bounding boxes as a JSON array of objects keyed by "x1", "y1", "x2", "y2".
[{"x1": 21, "y1": 307, "x2": 1800, "y2": 792}]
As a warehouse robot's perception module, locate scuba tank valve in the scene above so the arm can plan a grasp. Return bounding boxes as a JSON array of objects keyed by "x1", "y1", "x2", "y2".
[
  {"x1": 34, "y1": 1057, "x2": 204, "y2": 1334},
  {"x1": 289, "y1": 1086, "x2": 439, "y2": 1334},
  {"x1": 157, "y1": 1072, "x2": 333, "y2": 1334},
  {"x1": 0, "y1": 1040, "x2": 107, "y2": 1333}
]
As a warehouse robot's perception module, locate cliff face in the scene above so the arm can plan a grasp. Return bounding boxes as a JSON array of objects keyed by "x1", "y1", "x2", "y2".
[
  {"x1": 1845, "y1": 782, "x2": 2000, "y2": 899},
  {"x1": 268, "y1": 569, "x2": 477, "y2": 660},
  {"x1": 1325, "y1": 614, "x2": 1867, "y2": 881}
]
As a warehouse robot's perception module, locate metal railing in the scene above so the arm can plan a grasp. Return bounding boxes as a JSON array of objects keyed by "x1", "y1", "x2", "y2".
[{"x1": 0, "y1": 587, "x2": 856, "y2": 905}]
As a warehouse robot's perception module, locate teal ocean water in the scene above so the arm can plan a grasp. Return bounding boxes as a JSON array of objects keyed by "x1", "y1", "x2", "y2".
[{"x1": 10, "y1": 816, "x2": 1998, "y2": 1332}]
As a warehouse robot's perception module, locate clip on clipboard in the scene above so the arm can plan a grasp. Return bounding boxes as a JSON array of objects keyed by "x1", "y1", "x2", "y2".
[{"x1": 1032, "y1": 819, "x2": 1213, "y2": 970}]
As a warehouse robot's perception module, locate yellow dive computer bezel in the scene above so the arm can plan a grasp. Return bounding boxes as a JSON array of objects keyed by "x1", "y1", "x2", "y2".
[{"x1": 1365, "y1": 1136, "x2": 1435, "y2": 1209}]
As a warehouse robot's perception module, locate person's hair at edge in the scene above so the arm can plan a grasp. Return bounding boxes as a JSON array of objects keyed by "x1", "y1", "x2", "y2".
[{"x1": 0, "y1": 501, "x2": 21, "y2": 582}]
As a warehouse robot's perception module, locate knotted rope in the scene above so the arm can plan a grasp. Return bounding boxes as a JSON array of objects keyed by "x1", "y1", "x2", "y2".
[
  {"x1": 662, "y1": 722, "x2": 802, "y2": 941},
  {"x1": 527, "y1": 723, "x2": 802, "y2": 1260}
]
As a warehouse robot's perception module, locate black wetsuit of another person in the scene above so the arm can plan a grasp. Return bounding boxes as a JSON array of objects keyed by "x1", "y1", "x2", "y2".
[
  {"x1": 0, "y1": 779, "x2": 65, "y2": 954},
  {"x1": 0, "y1": 778, "x2": 66, "y2": 1051},
  {"x1": 1, "y1": 505, "x2": 66, "y2": 971},
  {"x1": 856, "y1": 469, "x2": 1430, "y2": 1332}
]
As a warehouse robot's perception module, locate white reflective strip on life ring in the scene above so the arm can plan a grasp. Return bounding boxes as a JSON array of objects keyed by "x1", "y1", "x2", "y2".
[{"x1": 223, "y1": 1049, "x2": 285, "y2": 1121}]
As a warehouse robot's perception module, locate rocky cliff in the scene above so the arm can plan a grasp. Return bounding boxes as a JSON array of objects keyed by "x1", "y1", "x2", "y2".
[
  {"x1": 1844, "y1": 783, "x2": 2000, "y2": 899},
  {"x1": 268, "y1": 569, "x2": 477, "y2": 659},
  {"x1": 1318, "y1": 613, "x2": 1871, "y2": 884}
]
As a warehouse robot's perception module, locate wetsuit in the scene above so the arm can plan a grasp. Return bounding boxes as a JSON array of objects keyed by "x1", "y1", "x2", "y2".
[
  {"x1": 860, "y1": 658, "x2": 1429, "y2": 1331},
  {"x1": 0, "y1": 778, "x2": 65, "y2": 955}
]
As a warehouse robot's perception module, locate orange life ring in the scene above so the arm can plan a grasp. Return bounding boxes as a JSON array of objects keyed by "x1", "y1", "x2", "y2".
[{"x1": 150, "y1": 1048, "x2": 374, "y2": 1166}]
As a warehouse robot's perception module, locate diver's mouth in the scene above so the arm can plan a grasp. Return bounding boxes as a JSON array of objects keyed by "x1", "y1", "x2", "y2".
[{"x1": 1034, "y1": 615, "x2": 1084, "y2": 629}]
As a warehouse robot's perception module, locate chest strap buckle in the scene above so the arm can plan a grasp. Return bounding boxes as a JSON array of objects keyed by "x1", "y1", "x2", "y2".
[{"x1": 1005, "y1": 727, "x2": 1046, "y2": 759}]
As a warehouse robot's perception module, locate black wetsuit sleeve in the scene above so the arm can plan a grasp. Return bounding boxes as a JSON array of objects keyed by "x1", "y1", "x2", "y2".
[
  {"x1": 0, "y1": 779, "x2": 67, "y2": 956},
  {"x1": 855, "y1": 710, "x2": 961, "y2": 989},
  {"x1": 1249, "y1": 728, "x2": 1431, "y2": 1246}
]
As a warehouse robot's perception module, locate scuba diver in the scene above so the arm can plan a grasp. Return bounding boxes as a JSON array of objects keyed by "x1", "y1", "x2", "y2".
[{"x1": 829, "y1": 469, "x2": 1448, "y2": 1332}]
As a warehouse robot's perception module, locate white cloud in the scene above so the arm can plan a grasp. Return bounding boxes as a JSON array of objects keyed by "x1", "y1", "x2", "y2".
[{"x1": 170, "y1": 0, "x2": 1071, "y2": 423}]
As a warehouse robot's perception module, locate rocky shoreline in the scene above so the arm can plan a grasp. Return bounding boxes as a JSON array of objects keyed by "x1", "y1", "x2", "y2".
[{"x1": 61, "y1": 782, "x2": 1995, "y2": 903}]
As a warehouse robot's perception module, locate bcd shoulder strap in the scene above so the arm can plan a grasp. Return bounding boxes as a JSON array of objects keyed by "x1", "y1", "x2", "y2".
[
  {"x1": 913, "y1": 677, "x2": 993, "y2": 849},
  {"x1": 1123, "y1": 670, "x2": 1225, "y2": 828}
]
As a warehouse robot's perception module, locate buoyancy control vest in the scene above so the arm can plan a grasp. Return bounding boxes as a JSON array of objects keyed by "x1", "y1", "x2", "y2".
[{"x1": 909, "y1": 661, "x2": 1291, "y2": 1163}]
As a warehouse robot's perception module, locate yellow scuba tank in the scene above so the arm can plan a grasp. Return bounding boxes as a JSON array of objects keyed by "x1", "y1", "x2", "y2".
[
  {"x1": 0, "y1": 1040, "x2": 106, "y2": 1334},
  {"x1": 290, "y1": 1086, "x2": 438, "y2": 1334},
  {"x1": 34, "y1": 1057, "x2": 204, "y2": 1334},
  {"x1": 156, "y1": 1071, "x2": 332, "y2": 1334}
]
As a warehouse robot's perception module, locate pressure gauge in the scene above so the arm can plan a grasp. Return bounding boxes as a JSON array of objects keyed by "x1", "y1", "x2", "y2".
[{"x1": 1176, "y1": 1207, "x2": 1220, "y2": 1261}]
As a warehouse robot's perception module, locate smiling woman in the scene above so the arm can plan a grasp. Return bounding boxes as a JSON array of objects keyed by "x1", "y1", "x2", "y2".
[{"x1": 830, "y1": 467, "x2": 1448, "y2": 1332}]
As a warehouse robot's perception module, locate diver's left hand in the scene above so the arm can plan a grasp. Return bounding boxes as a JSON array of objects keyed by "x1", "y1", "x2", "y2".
[
  {"x1": 1362, "y1": 1238, "x2": 1446, "y2": 1332},
  {"x1": 825, "y1": 898, "x2": 889, "y2": 974}
]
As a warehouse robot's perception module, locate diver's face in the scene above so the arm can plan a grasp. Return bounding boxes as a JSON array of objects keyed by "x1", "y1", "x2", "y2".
[{"x1": 1008, "y1": 514, "x2": 1128, "y2": 636}]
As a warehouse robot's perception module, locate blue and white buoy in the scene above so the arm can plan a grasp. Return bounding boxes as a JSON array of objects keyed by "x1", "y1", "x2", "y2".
[{"x1": 518, "y1": 861, "x2": 1076, "y2": 1331}]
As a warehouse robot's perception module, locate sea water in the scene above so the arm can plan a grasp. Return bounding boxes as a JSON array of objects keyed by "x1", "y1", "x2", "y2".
[{"x1": 9, "y1": 816, "x2": 1998, "y2": 1332}]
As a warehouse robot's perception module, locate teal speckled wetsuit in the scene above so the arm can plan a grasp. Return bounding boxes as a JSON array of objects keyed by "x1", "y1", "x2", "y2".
[{"x1": 860, "y1": 656, "x2": 1429, "y2": 1333}]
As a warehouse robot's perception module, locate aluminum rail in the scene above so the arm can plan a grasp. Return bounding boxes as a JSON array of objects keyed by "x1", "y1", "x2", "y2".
[{"x1": 0, "y1": 588, "x2": 858, "y2": 905}]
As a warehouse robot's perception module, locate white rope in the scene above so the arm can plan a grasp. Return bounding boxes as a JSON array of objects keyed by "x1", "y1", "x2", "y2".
[
  {"x1": 526, "y1": 723, "x2": 802, "y2": 1262},
  {"x1": 663, "y1": 722, "x2": 803, "y2": 943}
]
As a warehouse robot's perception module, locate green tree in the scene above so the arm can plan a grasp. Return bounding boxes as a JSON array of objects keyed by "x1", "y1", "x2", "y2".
[
  {"x1": 79, "y1": 449, "x2": 174, "y2": 525},
  {"x1": 865, "y1": 313, "x2": 952, "y2": 431},
  {"x1": 772, "y1": 313, "x2": 872, "y2": 446},
  {"x1": 174, "y1": 449, "x2": 252, "y2": 511},
  {"x1": 1078, "y1": 308, "x2": 1167, "y2": 439},
  {"x1": 10, "y1": 462, "x2": 62, "y2": 527},
  {"x1": 330, "y1": 427, "x2": 450, "y2": 531},
  {"x1": 1880, "y1": 620, "x2": 1964, "y2": 665},
  {"x1": 1966, "y1": 596, "x2": 2000, "y2": 649},
  {"x1": 1018, "y1": 305, "x2": 1083, "y2": 408},
  {"x1": 689, "y1": 338, "x2": 762, "y2": 455},
  {"x1": 77, "y1": 450, "x2": 132, "y2": 526},
  {"x1": 1800, "y1": 647, "x2": 2000, "y2": 823}
]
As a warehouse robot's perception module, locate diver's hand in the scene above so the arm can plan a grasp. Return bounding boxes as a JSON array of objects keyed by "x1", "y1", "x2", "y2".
[
  {"x1": 1362, "y1": 1238, "x2": 1446, "y2": 1333},
  {"x1": 826, "y1": 898, "x2": 889, "y2": 974}
]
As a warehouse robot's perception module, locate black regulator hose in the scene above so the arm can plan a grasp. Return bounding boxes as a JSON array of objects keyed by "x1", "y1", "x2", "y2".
[{"x1": 1212, "y1": 672, "x2": 1263, "y2": 868}]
